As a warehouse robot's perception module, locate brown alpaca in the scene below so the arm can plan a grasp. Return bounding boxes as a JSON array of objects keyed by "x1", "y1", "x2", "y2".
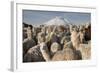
[
  {"x1": 23, "y1": 26, "x2": 36, "y2": 57},
  {"x1": 23, "y1": 44, "x2": 45, "y2": 62},
  {"x1": 37, "y1": 32, "x2": 45, "y2": 44}
]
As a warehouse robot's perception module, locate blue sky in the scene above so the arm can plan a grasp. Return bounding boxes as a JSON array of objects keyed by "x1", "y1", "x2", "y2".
[{"x1": 23, "y1": 10, "x2": 91, "y2": 25}]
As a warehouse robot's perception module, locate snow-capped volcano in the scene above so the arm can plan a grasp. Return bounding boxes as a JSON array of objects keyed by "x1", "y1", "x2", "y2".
[{"x1": 44, "y1": 16, "x2": 70, "y2": 26}]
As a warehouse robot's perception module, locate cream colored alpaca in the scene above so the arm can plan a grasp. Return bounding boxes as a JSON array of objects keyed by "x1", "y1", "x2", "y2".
[
  {"x1": 78, "y1": 43, "x2": 91, "y2": 59},
  {"x1": 71, "y1": 28, "x2": 80, "y2": 49},
  {"x1": 50, "y1": 42, "x2": 61, "y2": 53}
]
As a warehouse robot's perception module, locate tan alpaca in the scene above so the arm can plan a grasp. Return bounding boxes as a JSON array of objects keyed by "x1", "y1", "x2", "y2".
[
  {"x1": 40, "y1": 42, "x2": 77, "y2": 61},
  {"x1": 78, "y1": 43, "x2": 91, "y2": 60},
  {"x1": 61, "y1": 36, "x2": 82, "y2": 60},
  {"x1": 52, "y1": 48, "x2": 76, "y2": 61},
  {"x1": 71, "y1": 28, "x2": 80, "y2": 49}
]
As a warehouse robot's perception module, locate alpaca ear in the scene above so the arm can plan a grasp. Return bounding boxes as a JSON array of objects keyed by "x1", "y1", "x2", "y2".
[{"x1": 70, "y1": 25, "x2": 73, "y2": 33}]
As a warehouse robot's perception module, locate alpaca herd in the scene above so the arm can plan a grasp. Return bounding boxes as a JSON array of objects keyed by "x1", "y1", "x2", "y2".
[{"x1": 23, "y1": 22, "x2": 91, "y2": 62}]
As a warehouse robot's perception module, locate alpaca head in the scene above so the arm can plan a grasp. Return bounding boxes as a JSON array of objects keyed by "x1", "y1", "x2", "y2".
[
  {"x1": 38, "y1": 32, "x2": 45, "y2": 44},
  {"x1": 26, "y1": 25, "x2": 33, "y2": 39},
  {"x1": 51, "y1": 42, "x2": 61, "y2": 54},
  {"x1": 61, "y1": 36, "x2": 70, "y2": 45},
  {"x1": 71, "y1": 27, "x2": 81, "y2": 49}
]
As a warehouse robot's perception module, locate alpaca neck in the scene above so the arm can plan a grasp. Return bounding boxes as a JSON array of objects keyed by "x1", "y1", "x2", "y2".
[{"x1": 40, "y1": 43, "x2": 51, "y2": 61}]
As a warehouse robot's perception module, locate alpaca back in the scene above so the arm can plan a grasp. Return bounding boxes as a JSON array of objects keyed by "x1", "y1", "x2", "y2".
[
  {"x1": 78, "y1": 43, "x2": 91, "y2": 59},
  {"x1": 23, "y1": 45, "x2": 45, "y2": 62},
  {"x1": 52, "y1": 49, "x2": 76, "y2": 61}
]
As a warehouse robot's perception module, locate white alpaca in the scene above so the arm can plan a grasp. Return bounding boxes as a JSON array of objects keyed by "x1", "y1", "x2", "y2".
[{"x1": 50, "y1": 42, "x2": 61, "y2": 54}]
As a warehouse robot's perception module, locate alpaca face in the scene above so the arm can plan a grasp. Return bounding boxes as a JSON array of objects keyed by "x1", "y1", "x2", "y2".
[
  {"x1": 79, "y1": 31, "x2": 85, "y2": 43},
  {"x1": 38, "y1": 32, "x2": 45, "y2": 44},
  {"x1": 51, "y1": 42, "x2": 61, "y2": 53},
  {"x1": 27, "y1": 26, "x2": 33, "y2": 39},
  {"x1": 47, "y1": 26, "x2": 52, "y2": 33}
]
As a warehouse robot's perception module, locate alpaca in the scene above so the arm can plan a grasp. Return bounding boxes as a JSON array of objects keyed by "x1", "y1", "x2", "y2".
[
  {"x1": 37, "y1": 32, "x2": 45, "y2": 44},
  {"x1": 70, "y1": 27, "x2": 80, "y2": 49},
  {"x1": 46, "y1": 26, "x2": 58, "y2": 43},
  {"x1": 52, "y1": 49, "x2": 76, "y2": 61},
  {"x1": 24, "y1": 31, "x2": 51, "y2": 62},
  {"x1": 23, "y1": 38, "x2": 36, "y2": 58},
  {"x1": 79, "y1": 31, "x2": 85, "y2": 44},
  {"x1": 50, "y1": 42, "x2": 61, "y2": 54},
  {"x1": 23, "y1": 44, "x2": 45, "y2": 62},
  {"x1": 23, "y1": 26, "x2": 36, "y2": 57},
  {"x1": 40, "y1": 43, "x2": 51, "y2": 61},
  {"x1": 46, "y1": 26, "x2": 59, "y2": 50},
  {"x1": 40, "y1": 42, "x2": 78, "y2": 61},
  {"x1": 84, "y1": 24, "x2": 91, "y2": 41},
  {"x1": 78, "y1": 43, "x2": 91, "y2": 60},
  {"x1": 70, "y1": 25, "x2": 91, "y2": 60},
  {"x1": 62, "y1": 38, "x2": 82, "y2": 60}
]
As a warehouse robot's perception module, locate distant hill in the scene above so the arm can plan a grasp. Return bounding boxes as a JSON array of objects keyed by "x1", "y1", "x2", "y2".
[{"x1": 44, "y1": 16, "x2": 71, "y2": 26}]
